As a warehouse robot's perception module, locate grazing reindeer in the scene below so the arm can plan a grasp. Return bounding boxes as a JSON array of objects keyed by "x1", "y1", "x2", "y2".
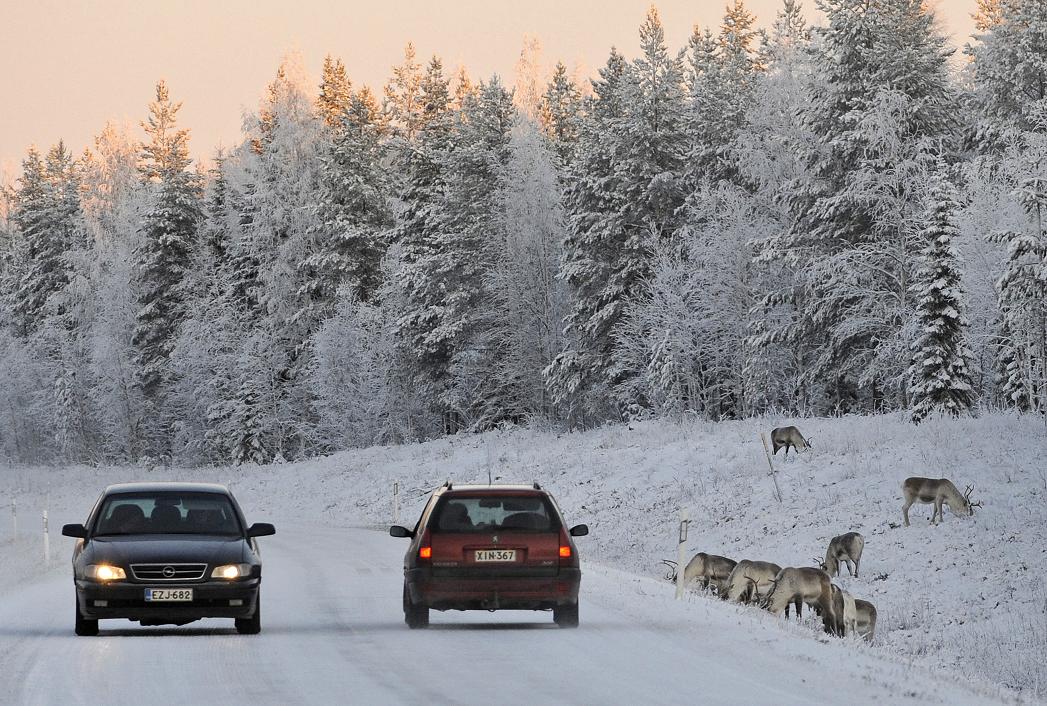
[
  {"x1": 853, "y1": 599, "x2": 877, "y2": 642},
  {"x1": 770, "y1": 426, "x2": 811, "y2": 457},
  {"x1": 762, "y1": 567, "x2": 838, "y2": 635},
  {"x1": 901, "y1": 477, "x2": 982, "y2": 526},
  {"x1": 830, "y1": 584, "x2": 859, "y2": 636},
  {"x1": 821, "y1": 532, "x2": 865, "y2": 577},
  {"x1": 680, "y1": 553, "x2": 737, "y2": 595},
  {"x1": 723, "y1": 560, "x2": 782, "y2": 604}
]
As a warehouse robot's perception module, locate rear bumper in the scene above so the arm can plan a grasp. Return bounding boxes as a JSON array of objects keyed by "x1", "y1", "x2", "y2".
[
  {"x1": 406, "y1": 567, "x2": 581, "y2": 610},
  {"x1": 75, "y1": 578, "x2": 259, "y2": 623}
]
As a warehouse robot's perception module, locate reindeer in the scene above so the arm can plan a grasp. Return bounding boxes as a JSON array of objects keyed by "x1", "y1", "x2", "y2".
[
  {"x1": 830, "y1": 584, "x2": 858, "y2": 636},
  {"x1": 762, "y1": 567, "x2": 838, "y2": 635},
  {"x1": 722, "y1": 560, "x2": 782, "y2": 605},
  {"x1": 680, "y1": 552, "x2": 737, "y2": 595},
  {"x1": 853, "y1": 599, "x2": 877, "y2": 642},
  {"x1": 821, "y1": 532, "x2": 865, "y2": 577},
  {"x1": 770, "y1": 426, "x2": 811, "y2": 457},
  {"x1": 901, "y1": 477, "x2": 982, "y2": 526}
]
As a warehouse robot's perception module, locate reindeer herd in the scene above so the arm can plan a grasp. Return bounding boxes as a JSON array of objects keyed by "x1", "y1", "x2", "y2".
[{"x1": 674, "y1": 426, "x2": 983, "y2": 643}]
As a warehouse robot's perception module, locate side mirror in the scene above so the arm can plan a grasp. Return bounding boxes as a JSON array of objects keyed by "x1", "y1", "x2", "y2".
[
  {"x1": 247, "y1": 523, "x2": 276, "y2": 537},
  {"x1": 62, "y1": 523, "x2": 88, "y2": 538},
  {"x1": 569, "y1": 524, "x2": 589, "y2": 537},
  {"x1": 389, "y1": 525, "x2": 414, "y2": 538}
]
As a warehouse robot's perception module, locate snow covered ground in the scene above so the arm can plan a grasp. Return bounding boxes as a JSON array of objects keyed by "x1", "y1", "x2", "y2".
[{"x1": 1, "y1": 412, "x2": 1044, "y2": 703}]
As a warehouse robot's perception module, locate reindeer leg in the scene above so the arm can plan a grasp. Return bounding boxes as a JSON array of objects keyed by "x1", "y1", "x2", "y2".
[
  {"x1": 795, "y1": 598, "x2": 802, "y2": 620},
  {"x1": 854, "y1": 557, "x2": 860, "y2": 578},
  {"x1": 902, "y1": 500, "x2": 912, "y2": 527},
  {"x1": 845, "y1": 558, "x2": 855, "y2": 577}
]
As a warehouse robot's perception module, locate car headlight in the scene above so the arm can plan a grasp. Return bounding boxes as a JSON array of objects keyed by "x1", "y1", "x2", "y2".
[
  {"x1": 85, "y1": 564, "x2": 126, "y2": 581},
  {"x1": 211, "y1": 563, "x2": 252, "y2": 580}
]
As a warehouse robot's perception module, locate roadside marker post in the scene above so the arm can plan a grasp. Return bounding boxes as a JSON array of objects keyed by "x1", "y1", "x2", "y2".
[
  {"x1": 42, "y1": 510, "x2": 50, "y2": 567},
  {"x1": 760, "y1": 433, "x2": 783, "y2": 504},
  {"x1": 392, "y1": 482, "x2": 400, "y2": 525},
  {"x1": 675, "y1": 509, "x2": 690, "y2": 600},
  {"x1": 11, "y1": 499, "x2": 16, "y2": 539}
]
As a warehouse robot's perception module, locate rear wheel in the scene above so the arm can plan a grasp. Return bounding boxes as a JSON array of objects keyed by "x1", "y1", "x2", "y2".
[
  {"x1": 235, "y1": 593, "x2": 261, "y2": 635},
  {"x1": 554, "y1": 601, "x2": 579, "y2": 628},
  {"x1": 74, "y1": 597, "x2": 98, "y2": 636},
  {"x1": 403, "y1": 585, "x2": 429, "y2": 629}
]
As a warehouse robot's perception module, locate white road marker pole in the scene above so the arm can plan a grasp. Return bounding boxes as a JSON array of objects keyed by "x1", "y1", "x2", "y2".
[
  {"x1": 11, "y1": 499, "x2": 16, "y2": 538},
  {"x1": 42, "y1": 510, "x2": 50, "y2": 567},
  {"x1": 760, "y1": 433, "x2": 783, "y2": 504},
  {"x1": 393, "y1": 482, "x2": 400, "y2": 525},
  {"x1": 675, "y1": 509, "x2": 690, "y2": 600}
]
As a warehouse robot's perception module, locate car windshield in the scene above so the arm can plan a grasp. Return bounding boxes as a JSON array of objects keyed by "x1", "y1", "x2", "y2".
[
  {"x1": 93, "y1": 492, "x2": 242, "y2": 536},
  {"x1": 431, "y1": 495, "x2": 558, "y2": 534}
]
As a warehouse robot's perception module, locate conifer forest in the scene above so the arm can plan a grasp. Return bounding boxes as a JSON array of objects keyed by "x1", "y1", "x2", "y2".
[{"x1": 1, "y1": 0, "x2": 1044, "y2": 466}]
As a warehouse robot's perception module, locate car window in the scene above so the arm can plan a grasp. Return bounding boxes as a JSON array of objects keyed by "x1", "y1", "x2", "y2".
[
  {"x1": 94, "y1": 492, "x2": 242, "y2": 536},
  {"x1": 430, "y1": 496, "x2": 558, "y2": 534}
]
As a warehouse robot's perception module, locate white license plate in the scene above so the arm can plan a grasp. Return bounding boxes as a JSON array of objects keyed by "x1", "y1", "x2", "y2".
[
  {"x1": 475, "y1": 549, "x2": 516, "y2": 562},
  {"x1": 144, "y1": 588, "x2": 193, "y2": 602}
]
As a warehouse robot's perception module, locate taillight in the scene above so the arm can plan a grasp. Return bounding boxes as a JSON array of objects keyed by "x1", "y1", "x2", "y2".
[
  {"x1": 558, "y1": 528, "x2": 574, "y2": 566},
  {"x1": 418, "y1": 529, "x2": 432, "y2": 563}
]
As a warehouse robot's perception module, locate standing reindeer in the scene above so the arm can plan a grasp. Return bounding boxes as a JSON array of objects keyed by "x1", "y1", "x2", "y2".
[
  {"x1": 830, "y1": 584, "x2": 858, "y2": 636},
  {"x1": 762, "y1": 567, "x2": 838, "y2": 635},
  {"x1": 722, "y1": 560, "x2": 782, "y2": 605},
  {"x1": 853, "y1": 599, "x2": 877, "y2": 642},
  {"x1": 770, "y1": 426, "x2": 811, "y2": 457},
  {"x1": 821, "y1": 532, "x2": 865, "y2": 577},
  {"x1": 680, "y1": 552, "x2": 737, "y2": 595},
  {"x1": 901, "y1": 477, "x2": 982, "y2": 526}
]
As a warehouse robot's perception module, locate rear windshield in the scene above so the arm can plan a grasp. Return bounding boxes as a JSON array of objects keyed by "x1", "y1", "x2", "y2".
[
  {"x1": 430, "y1": 495, "x2": 559, "y2": 534},
  {"x1": 93, "y1": 492, "x2": 242, "y2": 536}
]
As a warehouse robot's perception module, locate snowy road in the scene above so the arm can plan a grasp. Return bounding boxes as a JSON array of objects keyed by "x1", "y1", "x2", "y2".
[{"x1": 0, "y1": 524, "x2": 1005, "y2": 705}]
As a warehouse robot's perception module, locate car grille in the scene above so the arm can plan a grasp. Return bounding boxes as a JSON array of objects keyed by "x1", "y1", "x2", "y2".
[{"x1": 130, "y1": 563, "x2": 208, "y2": 581}]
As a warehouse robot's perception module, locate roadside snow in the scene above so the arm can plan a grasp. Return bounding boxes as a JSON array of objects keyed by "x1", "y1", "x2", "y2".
[{"x1": 1, "y1": 412, "x2": 1043, "y2": 701}]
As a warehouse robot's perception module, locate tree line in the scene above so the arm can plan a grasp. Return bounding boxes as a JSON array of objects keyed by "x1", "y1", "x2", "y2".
[{"x1": 0, "y1": 0, "x2": 1043, "y2": 466}]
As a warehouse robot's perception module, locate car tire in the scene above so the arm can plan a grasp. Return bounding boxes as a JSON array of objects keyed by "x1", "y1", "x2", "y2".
[
  {"x1": 235, "y1": 594, "x2": 262, "y2": 635},
  {"x1": 403, "y1": 585, "x2": 429, "y2": 629},
  {"x1": 554, "y1": 601, "x2": 579, "y2": 628},
  {"x1": 74, "y1": 597, "x2": 98, "y2": 637}
]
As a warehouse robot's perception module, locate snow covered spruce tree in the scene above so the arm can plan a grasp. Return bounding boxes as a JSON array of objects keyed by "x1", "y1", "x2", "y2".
[
  {"x1": 302, "y1": 85, "x2": 392, "y2": 315},
  {"x1": 757, "y1": 0, "x2": 958, "y2": 413},
  {"x1": 11, "y1": 143, "x2": 85, "y2": 338},
  {"x1": 967, "y1": 1, "x2": 1047, "y2": 412},
  {"x1": 392, "y1": 55, "x2": 456, "y2": 435},
  {"x1": 132, "y1": 81, "x2": 201, "y2": 455},
  {"x1": 909, "y1": 176, "x2": 976, "y2": 423},
  {"x1": 549, "y1": 8, "x2": 689, "y2": 422},
  {"x1": 539, "y1": 61, "x2": 583, "y2": 165}
]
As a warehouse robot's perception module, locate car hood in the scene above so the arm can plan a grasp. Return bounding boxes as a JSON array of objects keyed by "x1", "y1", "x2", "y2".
[{"x1": 83, "y1": 535, "x2": 247, "y2": 567}]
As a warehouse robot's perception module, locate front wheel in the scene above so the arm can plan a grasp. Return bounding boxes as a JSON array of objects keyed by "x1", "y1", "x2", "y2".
[
  {"x1": 554, "y1": 601, "x2": 579, "y2": 628},
  {"x1": 235, "y1": 593, "x2": 261, "y2": 635},
  {"x1": 74, "y1": 597, "x2": 98, "y2": 636},
  {"x1": 403, "y1": 584, "x2": 429, "y2": 629}
]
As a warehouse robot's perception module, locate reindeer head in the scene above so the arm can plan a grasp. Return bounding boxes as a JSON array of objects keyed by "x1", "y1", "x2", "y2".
[{"x1": 963, "y1": 484, "x2": 983, "y2": 516}]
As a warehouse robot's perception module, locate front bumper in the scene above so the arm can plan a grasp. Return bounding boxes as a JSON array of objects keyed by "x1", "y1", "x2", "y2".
[
  {"x1": 406, "y1": 567, "x2": 581, "y2": 610},
  {"x1": 75, "y1": 578, "x2": 260, "y2": 623}
]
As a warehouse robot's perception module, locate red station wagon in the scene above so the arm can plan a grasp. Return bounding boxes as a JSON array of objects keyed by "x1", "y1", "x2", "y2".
[{"x1": 390, "y1": 483, "x2": 589, "y2": 628}]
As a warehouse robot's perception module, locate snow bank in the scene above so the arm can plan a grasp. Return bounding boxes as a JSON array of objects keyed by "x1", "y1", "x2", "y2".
[{"x1": 2, "y1": 412, "x2": 1043, "y2": 700}]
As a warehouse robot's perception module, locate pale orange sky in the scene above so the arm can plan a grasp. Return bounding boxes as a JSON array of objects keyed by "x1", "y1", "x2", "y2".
[{"x1": 1, "y1": 0, "x2": 977, "y2": 177}]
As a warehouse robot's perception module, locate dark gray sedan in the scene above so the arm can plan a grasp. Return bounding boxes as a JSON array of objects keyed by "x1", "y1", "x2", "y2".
[{"x1": 62, "y1": 482, "x2": 275, "y2": 636}]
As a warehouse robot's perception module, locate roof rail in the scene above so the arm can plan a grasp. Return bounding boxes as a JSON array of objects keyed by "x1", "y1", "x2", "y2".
[
  {"x1": 442, "y1": 480, "x2": 453, "y2": 490},
  {"x1": 533, "y1": 481, "x2": 541, "y2": 490}
]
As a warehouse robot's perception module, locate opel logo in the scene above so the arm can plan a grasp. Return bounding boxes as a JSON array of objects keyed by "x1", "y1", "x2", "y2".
[
  {"x1": 491, "y1": 535, "x2": 499, "y2": 544},
  {"x1": 162, "y1": 565, "x2": 176, "y2": 578}
]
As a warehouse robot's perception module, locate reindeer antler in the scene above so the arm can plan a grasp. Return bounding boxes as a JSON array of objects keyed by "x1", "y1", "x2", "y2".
[{"x1": 661, "y1": 559, "x2": 679, "y2": 582}]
